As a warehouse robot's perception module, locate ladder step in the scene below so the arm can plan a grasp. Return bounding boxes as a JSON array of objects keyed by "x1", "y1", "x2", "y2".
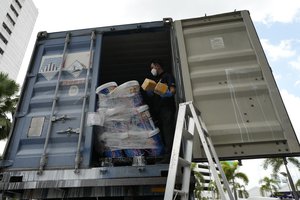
[
  {"x1": 197, "y1": 164, "x2": 209, "y2": 169},
  {"x1": 174, "y1": 189, "x2": 188, "y2": 196},
  {"x1": 182, "y1": 129, "x2": 194, "y2": 140},
  {"x1": 178, "y1": 157, "x2": 191, "y2": 167}
]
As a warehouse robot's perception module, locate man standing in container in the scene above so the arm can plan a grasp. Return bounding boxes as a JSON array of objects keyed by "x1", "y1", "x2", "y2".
[{"x1": 146, "y1": 59, "x2": 176, "y2": 163}]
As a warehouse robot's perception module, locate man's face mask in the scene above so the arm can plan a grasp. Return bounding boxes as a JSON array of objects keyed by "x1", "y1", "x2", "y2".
[{"x1": 151, "y1": 68, "x2": 157, "y2": 76}]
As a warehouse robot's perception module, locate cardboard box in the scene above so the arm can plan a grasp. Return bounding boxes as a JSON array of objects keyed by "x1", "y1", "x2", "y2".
[
  {"x1": 141, "y1": 78, "x2": 157, "y2": 91},
  {"x1": 154, "y1": 82, "x2": 168, "y2": 95}
]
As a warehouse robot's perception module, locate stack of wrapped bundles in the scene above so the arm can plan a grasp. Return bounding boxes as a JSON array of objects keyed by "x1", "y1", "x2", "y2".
[{"x1": 95, "y1": 80, "x2": 164, "y2": 159}]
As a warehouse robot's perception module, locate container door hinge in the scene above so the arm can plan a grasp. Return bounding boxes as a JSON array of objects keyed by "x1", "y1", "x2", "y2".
[
  {"x1": 0, "y1": 160, "x2": 13, "y2": 168},
  {"x1": 26, "y1": 73, "x2": 36, "y2": 78},
  {"x1": 15, "y1": 112, "x2": 26, "y2": 118}
]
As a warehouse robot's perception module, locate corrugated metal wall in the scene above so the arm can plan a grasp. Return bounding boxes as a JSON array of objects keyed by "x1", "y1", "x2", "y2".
[
  {"x1": 5, "y1": 33, "x2": 99, "y2": 169},
  {"x1": 3, "y1": 24, "x2": 173, "y2": 170},
  {"x1": 175, "y1": 11, "x2": 299, "y2": 159}
]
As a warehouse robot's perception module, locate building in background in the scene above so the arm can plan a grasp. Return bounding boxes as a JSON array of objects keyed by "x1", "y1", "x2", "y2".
[{"x1": 0, "y1": 0, "x2": 38, "y2": 80}]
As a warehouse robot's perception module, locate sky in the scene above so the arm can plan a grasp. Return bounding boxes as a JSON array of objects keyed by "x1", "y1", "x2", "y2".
[{"x1": 9, "y1": 0, "x2": 300, "y2": 191}]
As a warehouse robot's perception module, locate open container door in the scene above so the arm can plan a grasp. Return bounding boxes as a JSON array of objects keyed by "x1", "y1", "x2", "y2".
[{"x1": 174, "y1": 10, "x2": 300, "y2": 160}]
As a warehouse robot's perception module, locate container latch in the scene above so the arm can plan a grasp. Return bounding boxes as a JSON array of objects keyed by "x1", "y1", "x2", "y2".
[
  {"x1": 57, "y1": 127, "x2": 79, "y2": 135},
  {"x1": 51, "y1": 114, "x2": 71, "y2": 123}
]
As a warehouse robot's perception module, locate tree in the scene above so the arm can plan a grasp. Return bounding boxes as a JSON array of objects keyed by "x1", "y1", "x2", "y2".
[
  {"x1": 191, "y1": 162, "x2": 209, "y2": 200},
  {"x1": 0, "y1": 72, "x2": 19, "y2": 139},
  {"x1": 207, "y1": 180, "x2": 220, "y2": 200},
  {"x1": 259, "y1": 176, "x2": 280, "y2": 197},
  {"x1": 235, "y1": 183, "x2": 249, "y2": 199},
  {"x1": 263, "y1": 158, "x2": 300, "y2": 177},
  {"x1": 263, "y1": 157, "x2": 300, "y2": 199},
  {"x1": 221, "y1": 161, "x2": 249, "y2": 200}
]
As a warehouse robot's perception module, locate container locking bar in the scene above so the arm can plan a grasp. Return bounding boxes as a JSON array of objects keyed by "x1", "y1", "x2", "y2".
[
  {"x1": 37, "y1": 33, "x2": 70, "y2": 175},
  {"x1": 74, "y1": 31, "x2": 96, "y2": 173}
]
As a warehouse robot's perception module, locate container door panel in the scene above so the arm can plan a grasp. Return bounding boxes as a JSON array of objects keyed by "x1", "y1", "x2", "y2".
[
  {"x1": 5, "y1": 33, "x2": 101, "y2": 169},
  {"x1": 174, "y1": 11, "x2": 300, "y2": 159}
]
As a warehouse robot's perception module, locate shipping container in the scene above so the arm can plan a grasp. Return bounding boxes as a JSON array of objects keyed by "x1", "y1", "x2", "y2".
[{"x1": 0, "y1": 10, "x2": 299, "y2": 199}]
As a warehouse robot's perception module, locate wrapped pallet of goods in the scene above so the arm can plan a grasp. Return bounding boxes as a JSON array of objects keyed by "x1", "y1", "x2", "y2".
[
  {"x1": 94, "y1": 80, "x2": 164, "y2": 164},
  {"x1": 95, "y1": 82, "x2": 124, "y2": 158}
]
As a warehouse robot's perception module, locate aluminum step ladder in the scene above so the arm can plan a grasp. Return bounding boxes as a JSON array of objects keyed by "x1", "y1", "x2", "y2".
[{"x1": 164, "y1": 101, "x2": 234, "y2": 200}]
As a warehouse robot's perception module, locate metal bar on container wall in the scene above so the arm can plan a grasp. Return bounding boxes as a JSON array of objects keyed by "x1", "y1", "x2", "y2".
[
  {"x1": 74, "y1": 31, "x2": 96, "y2": 173},
  {"x1": 174, "y1": 20, "x2": 194, "y2": 102},
  {"x1": 38, "y1": 33, "x2": 70, "y2": 175},
  {"x1": 170, "y1": 23, "x2": 185, "y2": 104}
]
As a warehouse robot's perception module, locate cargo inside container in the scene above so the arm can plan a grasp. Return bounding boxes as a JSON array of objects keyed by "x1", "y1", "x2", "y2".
[
  {"x1": 93, "y1": 28, "x2": 175, "y2": 166},
  {"x1": 99, "y1": 29, "x2": 173, "y2": 85}
]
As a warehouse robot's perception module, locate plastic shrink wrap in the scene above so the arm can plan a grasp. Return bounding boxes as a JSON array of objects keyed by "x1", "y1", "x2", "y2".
[{"x1": 89, "y1": 80, "x2": 164, "y2": 158}]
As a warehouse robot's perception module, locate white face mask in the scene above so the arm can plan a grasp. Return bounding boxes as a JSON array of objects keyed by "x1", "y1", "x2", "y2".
[{"x1": 151, "y1": 68, "x2": 157, "y2": 76}]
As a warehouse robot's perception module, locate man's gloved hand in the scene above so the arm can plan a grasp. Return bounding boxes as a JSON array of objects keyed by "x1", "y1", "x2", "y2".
[
  {"x1": 146, "y1": 90, "x2": 154, "y2": 96},
  {"x1": 160, "y1": 90, "x2": 173, "y2": 98}
]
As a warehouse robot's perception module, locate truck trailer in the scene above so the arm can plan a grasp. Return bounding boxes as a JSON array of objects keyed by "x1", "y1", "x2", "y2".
[{"x1": 0, "y1": 10, "x2": 299, "y2": 199}]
